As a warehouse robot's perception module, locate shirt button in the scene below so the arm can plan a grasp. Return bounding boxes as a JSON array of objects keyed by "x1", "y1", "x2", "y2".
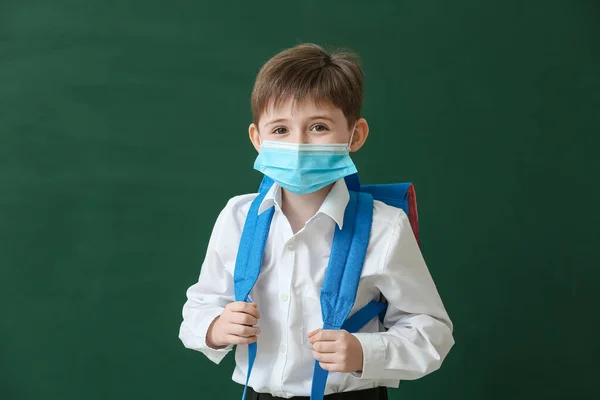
[
  {"x1": 280, "y1": 293, "x2": 289, "y2": 302},
  {"x1": 287, "y1": 242, "x2": 294, "y2": 250},
  {"x1": 279, "y1": 345, "x2": 287, "y2": 354}
]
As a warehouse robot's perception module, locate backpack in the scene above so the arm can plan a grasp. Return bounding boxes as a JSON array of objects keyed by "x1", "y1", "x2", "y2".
[{"x1": 233, "y1": 173, "x2": 420, "y2": 400}]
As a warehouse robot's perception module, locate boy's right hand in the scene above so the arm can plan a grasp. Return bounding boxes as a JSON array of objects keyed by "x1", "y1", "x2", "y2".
[{"x1": 206, "y1": 302, "x2": 261, "y2": 349}]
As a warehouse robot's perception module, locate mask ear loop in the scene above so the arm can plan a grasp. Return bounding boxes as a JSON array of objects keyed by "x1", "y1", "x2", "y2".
[{"x1": 348, "y1": 123, "x2": 356, "y2": 151}]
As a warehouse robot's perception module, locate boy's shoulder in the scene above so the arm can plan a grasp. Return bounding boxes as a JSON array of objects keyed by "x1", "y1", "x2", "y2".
[
  {"x1": 372, "y1": 198, "x2": 408, "y2": 230},
  {"x1": 219, "y1": 192, "x2": 260, "y2": 223},
  {"x1": 210, "y1": 193, "x2": 259, "y2": 259},
  {"x1": 368, "y1": 200, "x2": 419, "y2": 263}
]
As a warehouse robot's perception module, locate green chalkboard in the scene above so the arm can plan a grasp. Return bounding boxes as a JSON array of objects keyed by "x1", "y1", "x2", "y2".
[{"x1": 1, "y1": 1, "x2": 598, "y2": 399}]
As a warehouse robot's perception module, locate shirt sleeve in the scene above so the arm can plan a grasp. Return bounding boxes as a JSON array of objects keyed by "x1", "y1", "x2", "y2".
[
  {"x1": 178, "y1": 202, "x2": 237, "y2": 364},
  {"x1": 351, "y1": 209, "x2": 455, "y2": 381}
]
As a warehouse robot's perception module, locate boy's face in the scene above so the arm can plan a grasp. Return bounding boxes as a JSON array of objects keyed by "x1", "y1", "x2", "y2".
[{"x1": 249, "y1": 97, "x2": 368, "y2": 152}]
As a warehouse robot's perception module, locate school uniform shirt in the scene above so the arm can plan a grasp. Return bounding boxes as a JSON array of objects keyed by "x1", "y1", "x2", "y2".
[{"x1": 179, "y1": 178, "x2": 454, "y2": 398}]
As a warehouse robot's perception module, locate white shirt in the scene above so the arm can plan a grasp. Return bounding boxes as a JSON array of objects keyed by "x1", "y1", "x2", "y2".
[{"x1": 179, "y1": 179, "x2": 454, "y2": 398}]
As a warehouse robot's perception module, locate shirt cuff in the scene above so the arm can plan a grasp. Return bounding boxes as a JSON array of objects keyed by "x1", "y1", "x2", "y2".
[
  {"x1": 350, "y1": 333, "x2": 386, "y2": 380},
  {"x1": 179, "y1": 311, "x2": 234, "y2": 364}
]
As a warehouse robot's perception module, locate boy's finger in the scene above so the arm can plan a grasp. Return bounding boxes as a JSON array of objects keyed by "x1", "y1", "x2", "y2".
[
  {"x1": 231, "y1": 324, "x2": 261, "y2": 337},
  {"x1": 312, "y1": 350, "x2": 337, "y2": 363},
  {"x1": 230, "y1": 312, "x2": 258, "y2": 326},
  {"x1": 311, "y1": 340, "x2": 337, "y2": 353},
  {"x1": 307, "y1": 328, "x2": 321, "y2": 338},
  {"x1": 229, "y1": 302, "x2": 261, "y2": 319},
  {"x1": 227, "y1": 334, "x2": 258, "y2": 345},
  {"x1": 309, "y1": 329, "x2": 340, "y2": 343}
]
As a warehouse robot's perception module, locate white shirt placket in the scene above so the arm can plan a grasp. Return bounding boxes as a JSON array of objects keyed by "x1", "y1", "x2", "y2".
[{"x1": 272, "y1": 221, "x2": 296, "y2": 397}]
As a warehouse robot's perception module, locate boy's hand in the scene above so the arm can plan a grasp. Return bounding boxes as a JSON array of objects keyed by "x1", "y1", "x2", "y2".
[
  {"x1": 206, "y1": 302, "x2": 261, "y2": 349},
  {"x1": 308, "y1": 329, "x2": 363, "y2": 373}
]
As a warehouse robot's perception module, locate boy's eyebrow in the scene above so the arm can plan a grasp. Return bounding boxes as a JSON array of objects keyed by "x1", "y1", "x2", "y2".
[
  {"x1": 263, "y1": 115, "x2": 336, "y2": 126},
  {"x1": 264, "y1": 118, "x2": 289, "y2": 127},
  {"x1": 309, "y1": 115, "x2": 335, "y2": 123}
]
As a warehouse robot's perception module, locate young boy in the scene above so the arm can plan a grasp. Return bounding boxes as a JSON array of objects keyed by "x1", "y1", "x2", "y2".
[{"x1": 179, "y1": 43, "x2": 454, "y2": 399}]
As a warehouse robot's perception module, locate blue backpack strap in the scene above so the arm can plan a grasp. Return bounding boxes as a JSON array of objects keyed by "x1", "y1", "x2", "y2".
[
  {"x1": 233, "y1": 189, "x2": 275, "y2": 400},
  {"x1": 343, "y1": 176, "x2": 420, "y2": 331},
  {"x1": 234, "y1": 191, "x2": 274, "y2": 302},
  {"x1": 341, "y1": 300, "x2": 388, "y2": 333},
  {"x1": 258, "y1": 175, "x2": 275, "y2": 194},
  {"x1": 310, "y1": 190, "x2": 374, "y2": 400},
  {"x1": 344, "y1": 173, "x2": 361, "y2": 192}
]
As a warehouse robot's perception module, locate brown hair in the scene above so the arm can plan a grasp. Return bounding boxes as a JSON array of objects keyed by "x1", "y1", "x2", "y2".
[{"x1": 251, "y1": 43, "x2": 364, "y2": 128}]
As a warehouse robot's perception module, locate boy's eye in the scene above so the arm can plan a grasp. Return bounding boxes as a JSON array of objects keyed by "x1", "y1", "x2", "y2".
[
  {"x1": 272, "y1": 127, "x2": 288, "y2": 135},
  {"x1": 310, "y1": 124, "x2": 329, "y2": 132}
]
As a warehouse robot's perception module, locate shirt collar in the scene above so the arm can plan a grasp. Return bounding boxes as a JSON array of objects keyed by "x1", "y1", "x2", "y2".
[
  {"x1": 258, "y1": 179, "x2": 350, "y2": 229},
  {"x1": 258, "y1": 181, "x2": 283, "y2": 215}
]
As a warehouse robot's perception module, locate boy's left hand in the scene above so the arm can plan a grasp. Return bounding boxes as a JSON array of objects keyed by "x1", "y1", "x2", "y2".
[{"x1": 308, "y1": 329, "x2": 363, "y2": 373}]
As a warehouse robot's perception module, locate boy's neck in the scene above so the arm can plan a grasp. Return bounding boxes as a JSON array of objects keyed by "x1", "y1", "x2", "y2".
[{"x1": 281, "y1": 184, "x2": 334, "y2": 234}]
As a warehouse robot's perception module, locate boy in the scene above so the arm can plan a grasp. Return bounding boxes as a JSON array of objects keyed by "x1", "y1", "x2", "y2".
[{"x1": 179, "y1": 43, "x2": 454, "y2": 399}]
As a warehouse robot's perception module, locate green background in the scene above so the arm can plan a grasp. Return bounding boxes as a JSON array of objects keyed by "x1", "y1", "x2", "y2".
[{"x1": 1, "y1": 1, "x2": 598, "y2": 399}]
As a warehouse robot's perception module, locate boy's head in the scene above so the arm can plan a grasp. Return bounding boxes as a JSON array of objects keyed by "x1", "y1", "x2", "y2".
[{"x1": 249, "y1": 43, "x2": 369, "y2": 152}]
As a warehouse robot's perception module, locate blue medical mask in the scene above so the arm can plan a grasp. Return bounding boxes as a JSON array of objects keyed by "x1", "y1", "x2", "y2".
[{"x1": 253, "y1": 134, "x2": 358, "y2": 194}]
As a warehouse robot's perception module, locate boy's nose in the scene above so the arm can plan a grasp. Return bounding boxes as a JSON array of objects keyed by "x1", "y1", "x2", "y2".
[
  {"x1": 299, "y1": 130, "x2": 319, "y2": 144},
  {"x1": 289, "y1": 130, "x2": 310, "y2": 144}
]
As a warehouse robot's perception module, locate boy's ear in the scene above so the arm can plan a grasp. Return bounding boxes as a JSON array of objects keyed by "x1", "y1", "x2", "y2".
[
  {"x1": 350, "y1": 118, "x2": 369, "y2": 152},
  {"x1": 249, "y1": 123, "x2": 261, "y2": 152}
]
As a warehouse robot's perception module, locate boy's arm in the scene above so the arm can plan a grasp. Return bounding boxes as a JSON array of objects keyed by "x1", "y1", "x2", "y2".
[
  {"x1": 351, "y1": 210, "x2": 455, "y2": 381},
  {"x1": 179, "y1": 206, "x2": 236, "y2": 364}
]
